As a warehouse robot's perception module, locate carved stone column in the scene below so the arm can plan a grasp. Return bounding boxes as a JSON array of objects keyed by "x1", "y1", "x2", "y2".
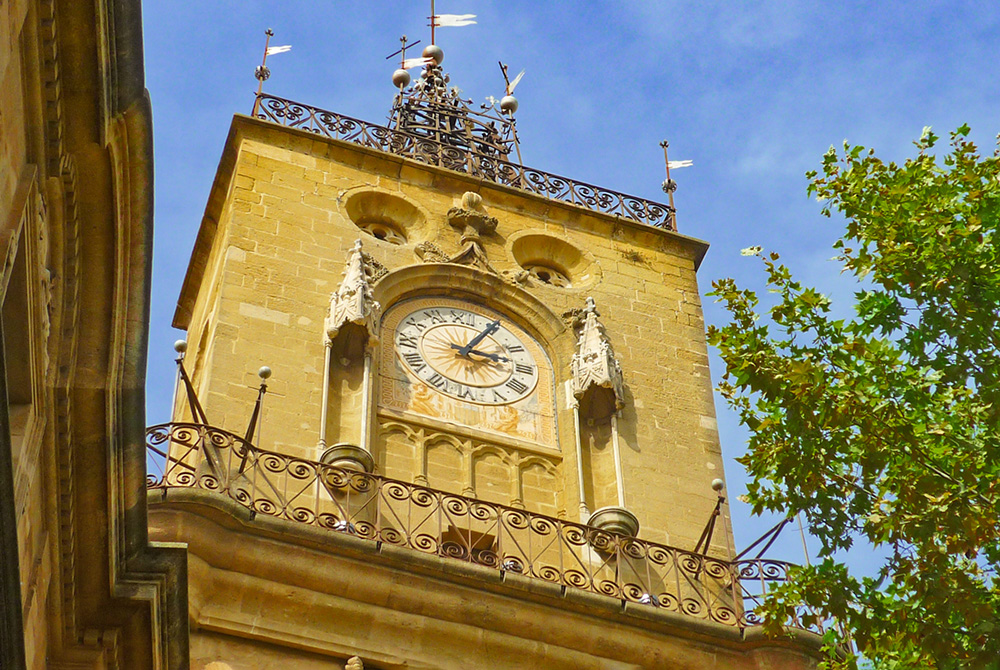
[
  {"x1": 320, "y1": 239, "x2": 381, "y2": 473},
  {"x1": 571, "y1": 297, "x2": 638, "y2": 537}
]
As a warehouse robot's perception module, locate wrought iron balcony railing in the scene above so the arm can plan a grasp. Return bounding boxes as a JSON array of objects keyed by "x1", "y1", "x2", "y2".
[
  {"x1": 147, "y1": 421, "x2": 830, "y2": 635},
  {"x1": 251, "y1": 93, "x2": 676, "y2": 231}
]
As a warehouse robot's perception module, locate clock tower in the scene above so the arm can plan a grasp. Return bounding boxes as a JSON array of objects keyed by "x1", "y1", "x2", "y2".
[{"x1": 148, "y1": 37, "x2": 830, "y2": 670}]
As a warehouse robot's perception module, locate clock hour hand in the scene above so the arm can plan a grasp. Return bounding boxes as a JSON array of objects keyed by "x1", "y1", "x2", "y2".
[
  {"x1": 448, "y1": 343, "x2": 510, "y2": 363},
  {"x1": 458, "y1": 319, "x2": 500, "y2": 357},
  {"x1": 467, "y1": 348, "x2": 511, "y2": 363}
]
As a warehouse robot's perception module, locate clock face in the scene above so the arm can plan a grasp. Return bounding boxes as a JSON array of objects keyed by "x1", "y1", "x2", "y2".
[{"x1": 394, "y1": 305, "x2": 539, "y2": 405}]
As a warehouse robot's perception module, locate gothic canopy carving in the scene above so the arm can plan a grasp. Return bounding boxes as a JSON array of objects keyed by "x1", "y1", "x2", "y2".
[
  {"x1": 571, "y1": 297, "x2": 625, "y2": 417},
  {"x1": 325, "y1": 239, "x2": 382, "y2": 346}
]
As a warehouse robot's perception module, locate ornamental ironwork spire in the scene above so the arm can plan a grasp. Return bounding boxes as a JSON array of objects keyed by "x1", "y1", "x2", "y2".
[{"x1": 387, "y1": 42, "x2": 520, "y2": 166}]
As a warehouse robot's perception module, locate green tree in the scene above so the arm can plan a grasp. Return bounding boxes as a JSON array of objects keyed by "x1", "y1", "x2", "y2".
[{"x1": 708, "y1": 126, "x2": 1000, "y2": 668}]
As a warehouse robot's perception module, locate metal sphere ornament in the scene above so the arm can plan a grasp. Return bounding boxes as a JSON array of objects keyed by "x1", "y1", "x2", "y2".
[
  {"x1": 392, "y1": 68, "x2": 411, "y2": 88},
  {"x1": 500, "y1": 95, "x2": 519, "y2": 114},
  {"x1": 422, "y1": 44, "x2": 444, "y2": 65},
  {"x1": 173, "y1": 339, "x2": 188, "y2": 353},
  {"x1": 258, "y1": 366, "x2": 272, "y2": 380},
  {"x1": 711, "y1": 478, "x2": 725, "y2": 492}
]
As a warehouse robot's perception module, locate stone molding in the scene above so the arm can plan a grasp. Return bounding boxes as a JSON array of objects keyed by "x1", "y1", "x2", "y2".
[
  {"x1": 3, "y1": 1, "x2": 191, "y2": 668},
  {"x1": 148, "y1": 497, "x2": 828, "y2": 669}
]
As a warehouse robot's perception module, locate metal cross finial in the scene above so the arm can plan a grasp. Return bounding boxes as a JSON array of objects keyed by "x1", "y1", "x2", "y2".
[
  {"x1": 385, "y1": 34, "x2": 421, "y2": 66},
  {"x1": 430, "y1": 0, "x2": 436, "y2": 45}
]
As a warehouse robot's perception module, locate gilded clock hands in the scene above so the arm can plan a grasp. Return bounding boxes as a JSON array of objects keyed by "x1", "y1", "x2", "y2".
[{"x1": 457, "y1": 319, "x2": 501, "y2": 357}]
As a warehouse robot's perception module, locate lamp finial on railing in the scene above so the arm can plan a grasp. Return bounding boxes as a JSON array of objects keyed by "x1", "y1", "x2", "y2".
[
  {"x1": 243, "y1": 366, "x2": 272, "y2": 448},
  {"x1": 693, "y1": 479, "x2": 726, "y2": 556}
]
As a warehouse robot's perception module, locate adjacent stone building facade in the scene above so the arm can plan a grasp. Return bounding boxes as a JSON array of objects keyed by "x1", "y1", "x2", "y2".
[{"x1": 1, "y1": 1, "x2": 184, "y2": 669}]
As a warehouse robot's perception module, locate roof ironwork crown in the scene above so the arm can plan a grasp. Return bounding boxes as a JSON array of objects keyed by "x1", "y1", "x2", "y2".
[{"x1": 388, "y1": 55, "x2": 517, "y2": 165}]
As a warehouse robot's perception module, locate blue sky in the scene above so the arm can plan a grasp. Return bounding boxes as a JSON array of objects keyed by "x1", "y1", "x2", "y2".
[{"x1": 141, "y1": 1, "x2": 1000, "y2": 566}]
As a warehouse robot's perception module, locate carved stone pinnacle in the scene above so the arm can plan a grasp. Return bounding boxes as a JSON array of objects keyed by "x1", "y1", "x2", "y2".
[
  {"x1": 325, "y1": 239, "x2": 382, "y2": 346},
  {"x1": 571, "y1": 297, "x2": 625, "y2": 416}
]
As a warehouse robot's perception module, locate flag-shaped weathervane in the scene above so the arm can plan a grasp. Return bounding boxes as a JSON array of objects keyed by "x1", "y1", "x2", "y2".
[
  {"x1": 427, "y1": 1, "x2": 476, "y2": 44},
  {"x1": 660, "y1": 140, "x2": 691, "y2": 227},
  {"x1": 255, "y1": 29, "x2": 292, "y2": 96}
]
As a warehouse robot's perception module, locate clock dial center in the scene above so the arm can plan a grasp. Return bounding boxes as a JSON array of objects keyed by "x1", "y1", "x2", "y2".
[{"x1": 420, "y1": 324, "x2": 512, "y2": 387}]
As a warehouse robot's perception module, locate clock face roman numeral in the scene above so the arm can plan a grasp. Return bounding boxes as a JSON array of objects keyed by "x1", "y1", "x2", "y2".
[
  {"x1": 397, "y1": 333, "x2": 418, "y2": 349},
  {"x1": 506, "y1": 344, "x2": 525, "y2": 353},
  {"x1": 450, "y1": 310, "x2": 476, "y2": 326},
  {"x1": 403, "y1": 317, "x2": 427, "y2": 331},
  {"x1": 514, "y1": 363, "x2": 534, "y2": 376},
  {"x1": 505, "y1": 378, "x2": 528, "y2": 394},
  {"x1": 403, "y1": 352, "x2": 425, "y2": 372}
]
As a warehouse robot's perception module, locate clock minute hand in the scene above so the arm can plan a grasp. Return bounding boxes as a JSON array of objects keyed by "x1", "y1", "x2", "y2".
[{"x1": 458, "y1": 319, "x2": 500, "y2": 356}]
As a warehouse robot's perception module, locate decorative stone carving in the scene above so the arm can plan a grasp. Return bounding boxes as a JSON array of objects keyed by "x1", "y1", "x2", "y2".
[
  {"x1": 445, "y1": 191, "x2": 498, "y2": 272},
  {"x1": 447, "y1": 191, "x2": 497, "y2": 238},
  {"x1": 500, "y1": 267, "x2": 530, "y2": 285},
  {"x1": 325, "y1": 239, "x2": 382, "y2": 346},
  {"x1": 412, "y1": 191, "x2": 501, "y2": 273},
  {"x1": 346, "y1": 655, "x2": 364, "y2": 670},
  {"x1": 571, "y1": 297, "x2": 625, "y2": 417},
  {"x1": 414, "y1": 241, "x2": 450, "y2": 263},
  {"x1": 411, "y1": 193, "x2": 501, "y2": 273}
]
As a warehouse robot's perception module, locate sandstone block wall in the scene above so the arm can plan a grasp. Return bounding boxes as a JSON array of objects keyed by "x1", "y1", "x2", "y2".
[{"x1": 177, "y1": 119, "x2": 731, "y2": 554}]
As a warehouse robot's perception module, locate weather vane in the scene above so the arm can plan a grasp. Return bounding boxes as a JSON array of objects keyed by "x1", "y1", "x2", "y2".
[
  {"x1": 427, "y1": 1, "x2": 476, "y2": 45},
  {"x1": 660, "y1": 140, "x2": 692, "y2": 223},
  {"x1": 254, "y1": 29, "x2": 291, "y2": 99},
  {"x1": 497, "y1": 62, "x2": 524, "y2": 115}
]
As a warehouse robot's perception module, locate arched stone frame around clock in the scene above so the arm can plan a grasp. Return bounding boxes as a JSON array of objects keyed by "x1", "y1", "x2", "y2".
[{"x1": 369, "y1": 264, "x2": 576, "y2": 510}]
